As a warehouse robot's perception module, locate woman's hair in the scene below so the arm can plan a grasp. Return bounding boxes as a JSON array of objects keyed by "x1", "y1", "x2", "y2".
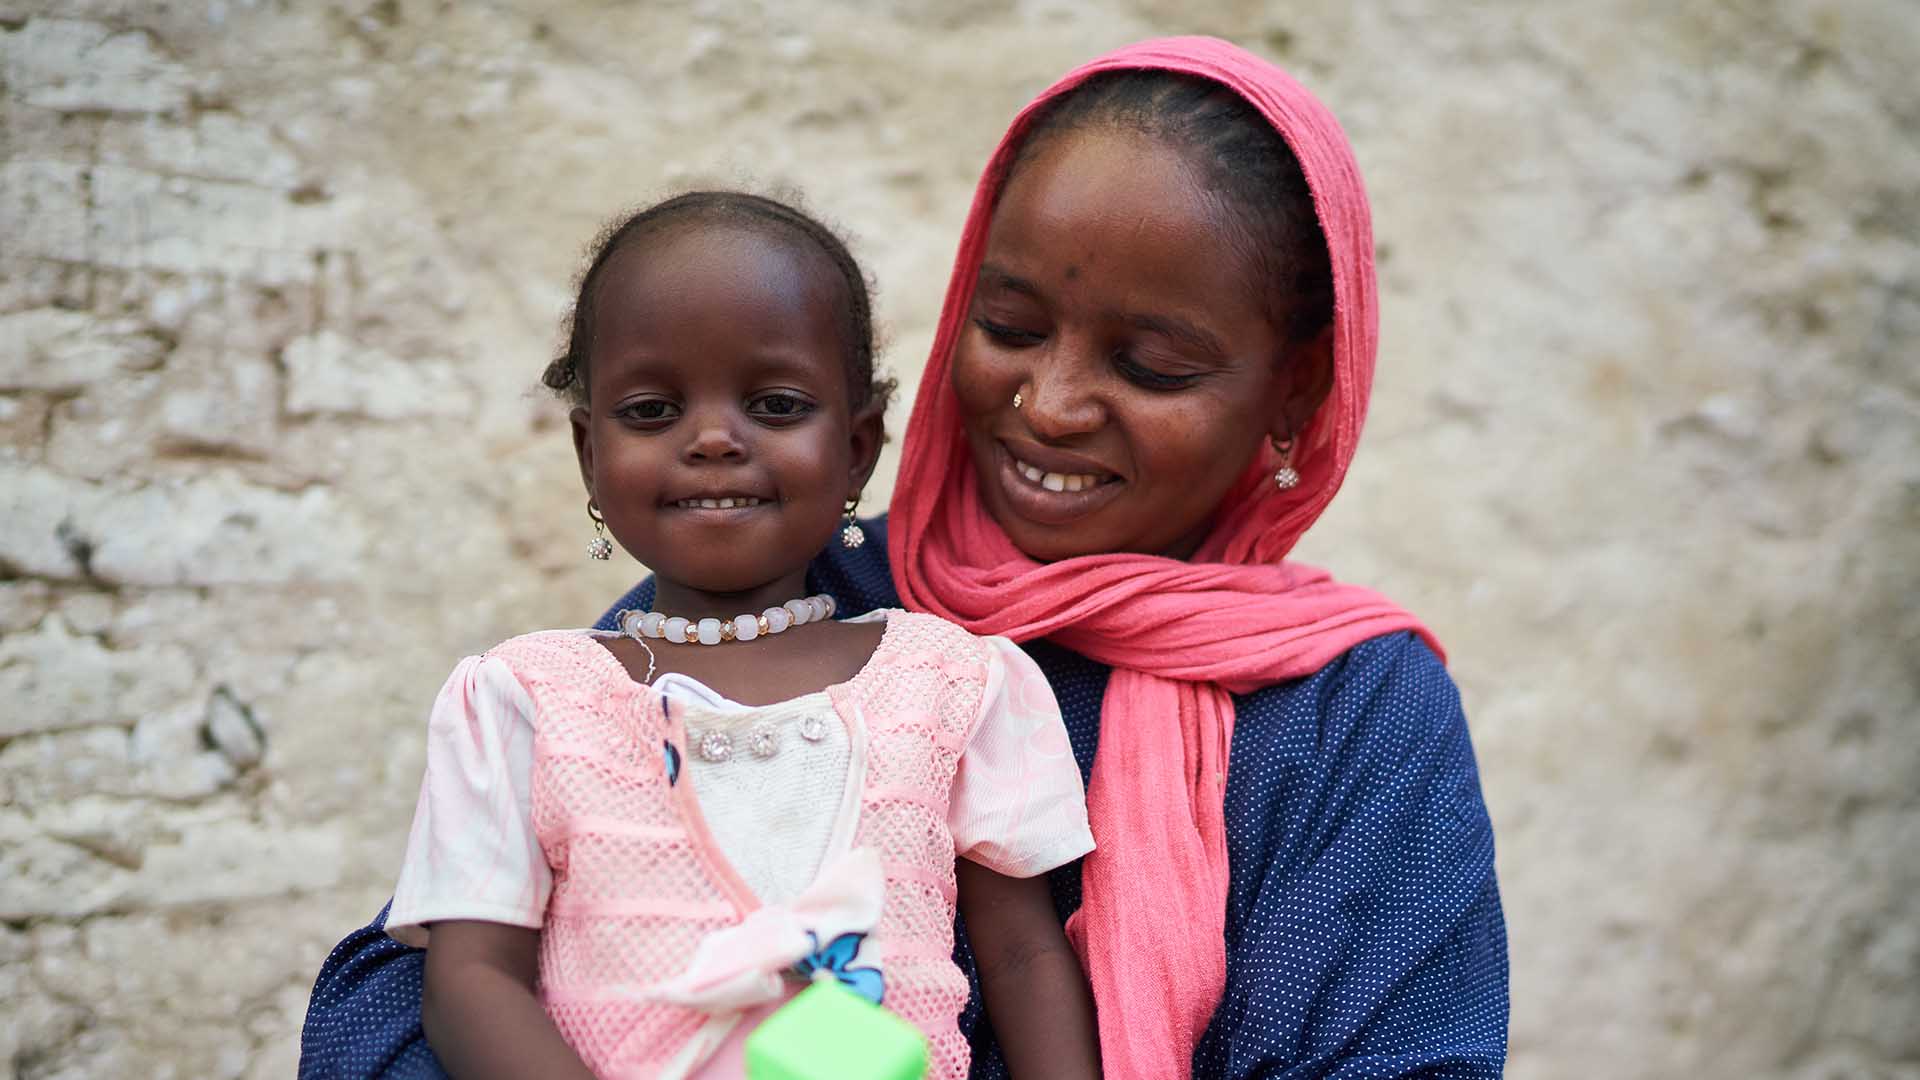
[
  {"x1": 542, "y1": 191, "x2": 894, "y2": 412},
  {"x1": 1009, "y1": 70, "x2": 1335, "y2": 344}
]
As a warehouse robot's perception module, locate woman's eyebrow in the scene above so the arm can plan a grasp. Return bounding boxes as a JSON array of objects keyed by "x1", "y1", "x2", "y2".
[
  {"x1": 978, "y1": 262, "x2": 1225, "y2": 357},
  {"x1": 1125, "y1": 312, "x2": 1228, "y2": 358},
  {"x1": 976, "y1": 263, "x2": 1042, "y2": 298}
]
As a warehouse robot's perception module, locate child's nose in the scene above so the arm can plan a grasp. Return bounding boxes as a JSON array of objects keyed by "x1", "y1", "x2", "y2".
[{"x1": 682, "y1": 414, "x2": 748, "y2": 462}]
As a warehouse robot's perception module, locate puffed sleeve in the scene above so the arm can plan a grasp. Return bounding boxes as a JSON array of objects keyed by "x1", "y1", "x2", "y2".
[
  {"x1": 385, "y1": 655, "x2": 550, "y2": 947},
  {"x1": 948, "y1": 636, "x2": 1095, "y2": 878}
]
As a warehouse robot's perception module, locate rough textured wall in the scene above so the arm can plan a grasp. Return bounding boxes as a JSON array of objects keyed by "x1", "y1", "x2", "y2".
[{"x1": 1, "y1": 2, "x2": 1915, "y2": 1077}]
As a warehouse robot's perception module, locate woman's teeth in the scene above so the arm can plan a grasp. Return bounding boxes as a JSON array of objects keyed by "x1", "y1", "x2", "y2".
[
  {"x1": 675, "y1": 497, "x2": 762, "y2": 509},
  {"x1": 1014, "y1": 460, "x2": 1103, "y2": 493}
]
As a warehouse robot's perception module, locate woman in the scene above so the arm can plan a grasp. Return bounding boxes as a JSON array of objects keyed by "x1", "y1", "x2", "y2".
[{"x1": 302, "y1": 37, "x2": 1507, "y2": 1079}]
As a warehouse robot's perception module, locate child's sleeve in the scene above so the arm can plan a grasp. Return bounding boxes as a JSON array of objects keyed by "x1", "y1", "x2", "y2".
[
  {"x1": 385, "y1": 655, "x2": 550, "y2": 947},
  {"x1": 948, "y1": 636, "x2": 1095, "y2": 879}
]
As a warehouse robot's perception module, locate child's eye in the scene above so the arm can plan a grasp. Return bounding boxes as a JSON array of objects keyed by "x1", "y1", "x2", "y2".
[
  {"x1": 746, "y1": 392, "x2": 816, "y2": 422},
  {"x1": 972, "y1": 317, "x2": 1046, "y2": 347},
  {"x1": 1114, "y1": 351, "x2": 1199, "y2": 391},
  {"x1": 617, "y1": 399, "x2": 680, "y2": 425}
]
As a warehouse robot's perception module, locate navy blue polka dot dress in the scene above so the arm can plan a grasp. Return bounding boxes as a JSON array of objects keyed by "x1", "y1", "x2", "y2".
[{"x1": 300, "y1": 515, "x2": 1508, "y2": 1078}]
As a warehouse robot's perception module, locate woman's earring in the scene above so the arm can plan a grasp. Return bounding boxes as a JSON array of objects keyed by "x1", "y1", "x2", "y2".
[
  {"x1": 1271, "y1": 435, "x2": 1301, "y2": 491},
  {"x1": 1011, "y1": 390, "x2": 1024, "y2": 410},
  {"x1": 840, "y1": 495, "x2": 866, "y2": 549},
  {"x1": 587, "y1": 502, "x2": 614, "y2": 560}
]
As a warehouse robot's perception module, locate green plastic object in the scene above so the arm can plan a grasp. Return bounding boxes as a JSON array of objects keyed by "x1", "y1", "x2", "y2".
[{"x1": 744, "y1": 981, "x2": 929, "y2": 1080}]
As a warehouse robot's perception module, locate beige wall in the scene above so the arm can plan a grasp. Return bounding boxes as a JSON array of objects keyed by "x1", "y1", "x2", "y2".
[{"x1": 2, "y1": 2, "x2": 1916, "y2": 1076}]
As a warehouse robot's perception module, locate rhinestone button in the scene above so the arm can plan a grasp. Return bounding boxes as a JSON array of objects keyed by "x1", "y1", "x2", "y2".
[
  {"x1": 696, "y1": 730, "x2": 732, "y2": 763},
  {"x1": 748, "y1": 723, "x2": 778, "y2": 758},
  {"x1": 799, "y1": 715, "x2": 828, "y2": 743}
]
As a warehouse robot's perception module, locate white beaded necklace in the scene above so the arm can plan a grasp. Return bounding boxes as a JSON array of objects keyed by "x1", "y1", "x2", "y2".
[{"x1": 616, "y1": 593, "x2": 837, "y2": 647}]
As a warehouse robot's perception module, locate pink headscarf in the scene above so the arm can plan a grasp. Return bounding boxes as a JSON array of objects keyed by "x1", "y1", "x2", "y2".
[{"x1": 889, "y1": 37, "x2": 1445, "y2": 1078}]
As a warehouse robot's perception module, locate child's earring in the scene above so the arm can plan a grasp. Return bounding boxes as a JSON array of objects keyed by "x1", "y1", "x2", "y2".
[
  {"x1": 1271, "y1": 433, "x2": 1301, "y2": 491},
  {"x1": 840, "y1": 495, "x2": 866, "y2": 549},
  {"x1": 587, "y1": 501, "x2": 614, "y2": 560}
]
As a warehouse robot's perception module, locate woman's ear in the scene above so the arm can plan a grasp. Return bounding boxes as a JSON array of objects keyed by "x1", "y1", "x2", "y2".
[
  {"x1": 1269, "y1": 324, "x2": 1335, "y2": 444},
  {"x1": 569, "y1": 405, "x2": 596, "y2": 503},
  {"x1": 846, "y1": 398, "x2": 887, "y2": 500}
]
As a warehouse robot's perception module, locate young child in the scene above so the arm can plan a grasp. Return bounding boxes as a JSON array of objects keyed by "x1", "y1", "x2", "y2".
[{"x1": 383, "y1": 192, "x2": 1099, "y2": 1080}]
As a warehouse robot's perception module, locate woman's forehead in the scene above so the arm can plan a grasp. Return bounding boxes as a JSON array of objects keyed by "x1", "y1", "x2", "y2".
[{"x1": 981, "y1": 127, "x2": 1270, "y2": 336}]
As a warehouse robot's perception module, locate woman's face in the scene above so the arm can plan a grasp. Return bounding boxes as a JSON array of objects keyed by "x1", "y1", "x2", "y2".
[{"x1": 951, "y1": 125, "x2": 1324, "y2": 562}]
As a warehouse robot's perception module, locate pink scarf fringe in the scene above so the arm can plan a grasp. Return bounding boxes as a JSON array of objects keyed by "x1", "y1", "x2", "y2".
[{"x1": 889, "y1": 38, "x2": 1445, "y2": 1078}]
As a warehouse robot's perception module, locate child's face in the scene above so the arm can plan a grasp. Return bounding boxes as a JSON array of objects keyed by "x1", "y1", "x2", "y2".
[{"x1": 571, "y1": 223, "x2": 878, "y2": 596}]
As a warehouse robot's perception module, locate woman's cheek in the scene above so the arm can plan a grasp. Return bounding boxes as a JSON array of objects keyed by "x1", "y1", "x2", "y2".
[{"x1": 949, "y1": 336, "x2": 1016, "y2": 424}]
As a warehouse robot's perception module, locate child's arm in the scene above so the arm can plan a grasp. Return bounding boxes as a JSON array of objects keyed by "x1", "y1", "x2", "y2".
[
  {"x1": 956, "y1": 859, "x2": 1101, "y2": 1080},
  {"x1": 421, "y1": 920, "x2": 597, "y2": 1080}
]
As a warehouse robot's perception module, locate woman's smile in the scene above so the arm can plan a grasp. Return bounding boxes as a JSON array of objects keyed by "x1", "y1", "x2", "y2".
[
  {"x1": 992, "y1": 439, "x2": 1123, "y2": 525},
  {"x1": 950, "y1": 126, "x2": 1291, "y2": 561}
]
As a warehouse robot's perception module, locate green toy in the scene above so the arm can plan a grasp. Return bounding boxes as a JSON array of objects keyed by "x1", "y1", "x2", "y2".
[{"x1": 744, "y1": 980, "x2": 929, "y2": 1080}]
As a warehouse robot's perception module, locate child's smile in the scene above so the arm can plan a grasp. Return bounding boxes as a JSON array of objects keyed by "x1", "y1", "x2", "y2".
[{"x1": 570, "y1": 221, "x2": 878, "y2": 611}]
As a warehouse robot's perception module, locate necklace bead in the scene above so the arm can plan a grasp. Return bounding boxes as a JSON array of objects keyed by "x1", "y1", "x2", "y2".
[{"x1": 615, "y1": 594, "x2": 837, "y2": 648}]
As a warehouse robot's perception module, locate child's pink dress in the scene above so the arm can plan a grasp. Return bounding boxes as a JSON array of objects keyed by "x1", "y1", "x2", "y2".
[{"x1": 387, "y1": 609, "x2": 1093, "y2": 1079}]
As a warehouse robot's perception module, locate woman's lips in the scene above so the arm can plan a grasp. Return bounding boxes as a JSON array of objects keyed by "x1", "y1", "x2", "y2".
[{"x1": 992, "y1": 442, "x2": 1122, "y2": 526}]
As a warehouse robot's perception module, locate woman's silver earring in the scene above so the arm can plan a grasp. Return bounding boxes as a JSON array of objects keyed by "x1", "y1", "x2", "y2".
[
  {"x1": 587, "y1": 502, "x2": 614, "y2": 560},
  {"x1": 1271, "y1": 436, "x2": 1300, "y2": 491},
  {"x1": 1011, "y1": 391, "x2": 1024, "y2": 410},
  {"x1": 840, "y1": 496, "x2": 866, "y2": 549}
]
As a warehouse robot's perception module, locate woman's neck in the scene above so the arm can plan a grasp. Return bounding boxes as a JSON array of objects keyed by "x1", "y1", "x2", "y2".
[{"x1": 650, "y1": 571, "x2": 815, "y2": 621}]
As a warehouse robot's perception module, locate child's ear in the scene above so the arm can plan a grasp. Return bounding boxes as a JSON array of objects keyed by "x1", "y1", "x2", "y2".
[
  {"x1": 846, "y1": 398, "x2": 886, "y2": 500},
  {"x1": 569, "y1": 405, "x2": 596, "y2": 503}
]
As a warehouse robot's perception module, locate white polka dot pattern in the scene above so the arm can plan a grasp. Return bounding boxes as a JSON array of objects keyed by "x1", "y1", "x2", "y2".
[{"x1": 299, "y1": 516, "x2": 1507, "y2": 1078}]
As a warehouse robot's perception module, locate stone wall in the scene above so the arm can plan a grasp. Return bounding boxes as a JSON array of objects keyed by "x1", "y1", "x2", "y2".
[{"x1": 1, "y1": 2, "x2": 1914, "y2": 1077}]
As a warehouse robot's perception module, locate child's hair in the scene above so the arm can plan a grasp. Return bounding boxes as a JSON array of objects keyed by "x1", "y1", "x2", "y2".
[
  {"x1": 542, "y1": 191, "x2": 895, "y2": 413},
  {"x1": 1009, "y1": 70, "x2": 1335, "y2": 345}
]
